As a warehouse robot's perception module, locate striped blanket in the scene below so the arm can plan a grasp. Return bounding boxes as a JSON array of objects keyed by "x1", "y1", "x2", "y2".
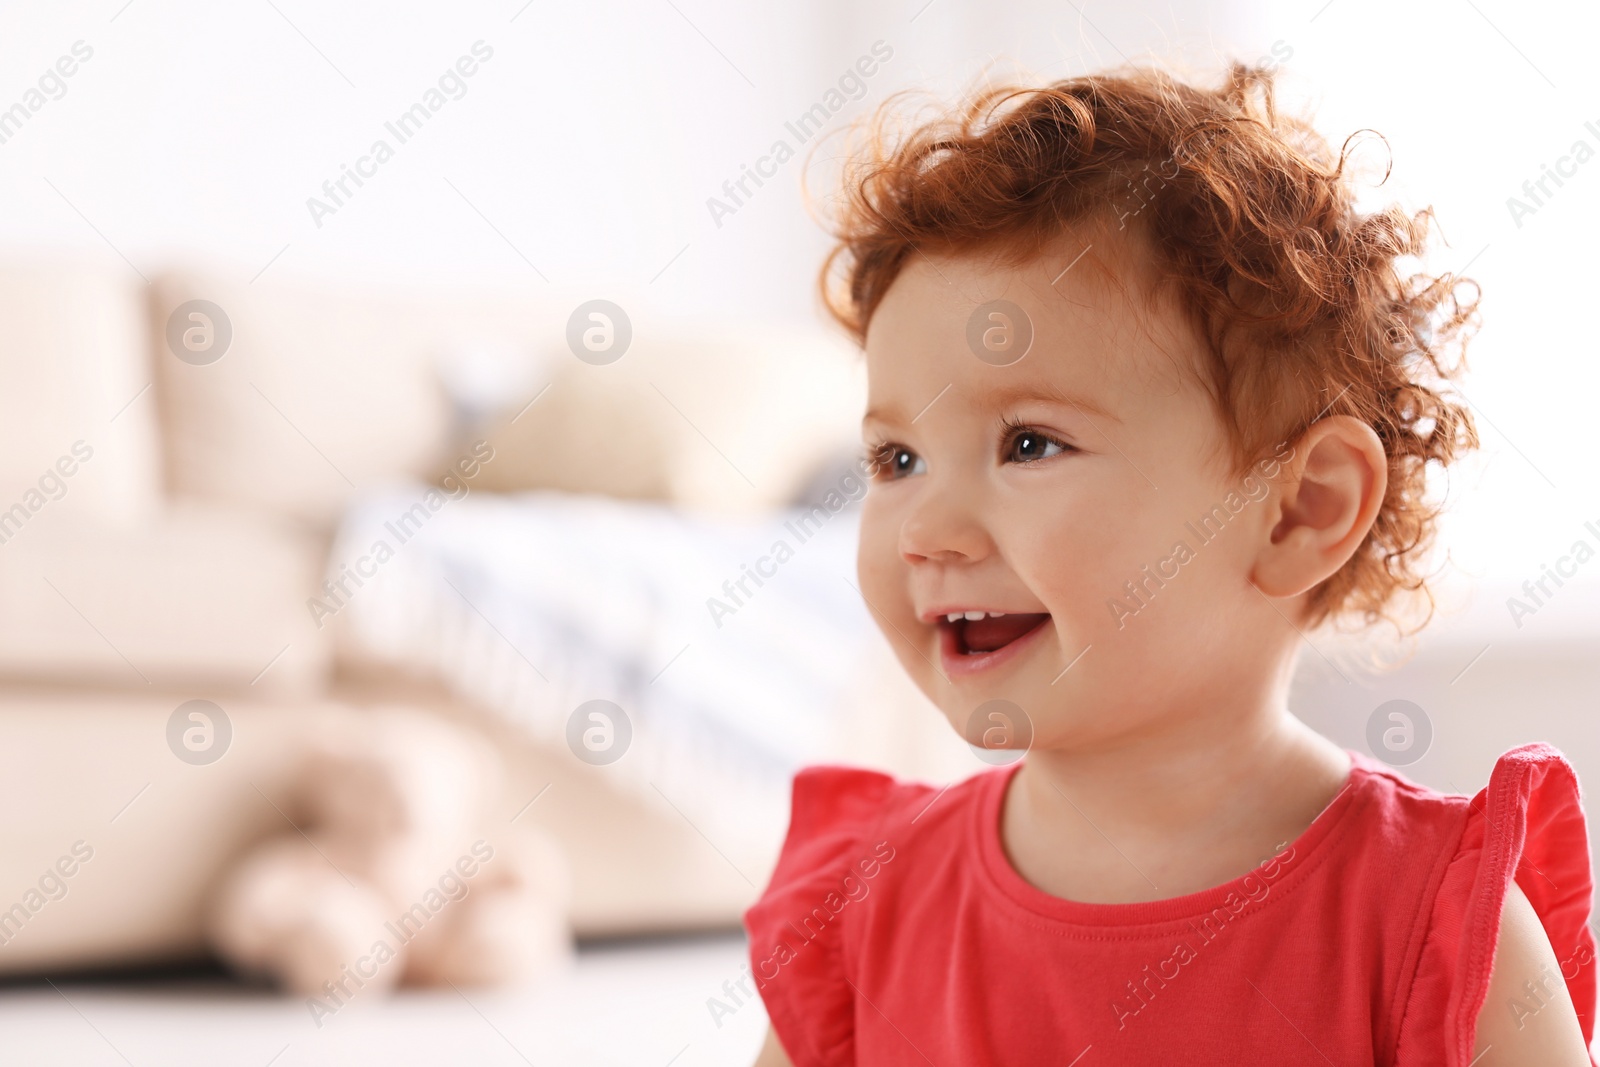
[{"x1": 328, "y1": 486, "x2": 872, "y2": 846}]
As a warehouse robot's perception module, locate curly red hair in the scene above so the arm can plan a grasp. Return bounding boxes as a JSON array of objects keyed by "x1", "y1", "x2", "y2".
[{"x1": 819, "y1": 63, "x2": 1479, "y2": 632}]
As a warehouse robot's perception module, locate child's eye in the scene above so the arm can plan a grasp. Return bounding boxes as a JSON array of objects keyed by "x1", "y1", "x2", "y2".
[
  {"x1": 1002, "y1": 426, "x2": 1071, "y2": 464},
  {"x1": 865, "y1": 442, "x2": 926, "y2": 480}
]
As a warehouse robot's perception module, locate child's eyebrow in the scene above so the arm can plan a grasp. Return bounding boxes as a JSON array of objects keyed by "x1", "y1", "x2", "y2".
[
  {"x1": 982, "y1": 381, "x2": 1119, "y2": 422},
  {"x1": 863, "y1": 381, "x2": 1118, "y2": 428}
]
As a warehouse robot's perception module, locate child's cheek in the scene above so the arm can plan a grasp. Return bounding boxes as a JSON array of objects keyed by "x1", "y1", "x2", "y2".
[
  {"x1": 856, "y1": 493, "x2": 945, "y2": 692},
  {"x1": 856, "y1": 494, "x2": 913, "y2": 625},
  {"x1": 1006, "y1": 492, "x2": 1136, "y2": 632}
]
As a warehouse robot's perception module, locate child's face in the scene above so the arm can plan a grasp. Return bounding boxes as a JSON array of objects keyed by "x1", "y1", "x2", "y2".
[{"x1": 858, "y1": 231, "x2": 1288, "y2": 753}]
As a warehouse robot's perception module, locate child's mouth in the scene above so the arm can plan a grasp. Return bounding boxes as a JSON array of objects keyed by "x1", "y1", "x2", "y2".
[
  {"x1": 955, "y1": 613, "x2": 1050, "y2": 653},
  {"x1": 936, "y1": 612, "x2": 1052, "y2": 676}
]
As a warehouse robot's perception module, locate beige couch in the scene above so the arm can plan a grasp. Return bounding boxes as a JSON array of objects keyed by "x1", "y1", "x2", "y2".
[{"x1": 0, "y1": 259, "x2": 956, "y2": 975}]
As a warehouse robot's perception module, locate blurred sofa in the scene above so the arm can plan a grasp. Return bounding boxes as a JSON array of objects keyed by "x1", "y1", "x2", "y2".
[{"x1": 0, "y1": 258, "x2": 959, "y2": 976}]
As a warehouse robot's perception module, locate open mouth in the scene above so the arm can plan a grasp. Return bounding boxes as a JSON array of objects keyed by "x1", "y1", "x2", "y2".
[{"x1": 941, "y1": 612, "x2": 1052, "y2": 656}]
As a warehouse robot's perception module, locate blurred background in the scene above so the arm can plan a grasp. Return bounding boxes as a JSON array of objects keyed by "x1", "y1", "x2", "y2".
[{"x1": 0, "y1": 0, "x2": 1595, "y2": 1063}]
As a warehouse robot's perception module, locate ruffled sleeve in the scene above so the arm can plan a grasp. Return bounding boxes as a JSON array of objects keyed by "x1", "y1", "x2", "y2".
[
  {"x1": 743, "y1": 765, "x2": 897, "y2": 1067},
  {"x1": 1397, "y1": 743, "x2": 1598, "y2": 1065}
]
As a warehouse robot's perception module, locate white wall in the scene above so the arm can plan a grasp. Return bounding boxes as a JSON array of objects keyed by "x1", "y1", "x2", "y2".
[{"x1": 0, "y1": 0, "x2": 1271, "y2": 327}]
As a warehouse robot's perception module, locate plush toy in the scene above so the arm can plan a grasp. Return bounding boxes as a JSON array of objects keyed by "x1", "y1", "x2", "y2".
[{"x1": 208, "y1": 706, "x2": 571, "y2": 1008}]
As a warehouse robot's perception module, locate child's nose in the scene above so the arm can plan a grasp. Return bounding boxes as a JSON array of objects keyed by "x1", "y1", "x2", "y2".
[{"x1": 898, "y1": 488, "x2": 993, "y2": 564}]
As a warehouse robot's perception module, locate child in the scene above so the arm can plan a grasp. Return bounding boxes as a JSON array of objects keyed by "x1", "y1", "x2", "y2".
[{"x1": 746, "y1": 64, "x2": 1597, "y2": 1065}]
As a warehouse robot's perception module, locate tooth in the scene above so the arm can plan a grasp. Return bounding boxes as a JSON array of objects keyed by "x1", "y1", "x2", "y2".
[
  {"x1": 946, "y1": 613, "x2": 962, "y2": 623},
  {"x1": 987, "y1": 611, "x2": 1005, "y2": 618},
  {"x1": 964, "y1": 611, "x2": 984, "y2": 621}
]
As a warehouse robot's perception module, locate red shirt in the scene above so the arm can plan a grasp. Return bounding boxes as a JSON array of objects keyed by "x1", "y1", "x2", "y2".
[{"x1": 744, "y1": 744, "x2": 1597, "y2": 1066}]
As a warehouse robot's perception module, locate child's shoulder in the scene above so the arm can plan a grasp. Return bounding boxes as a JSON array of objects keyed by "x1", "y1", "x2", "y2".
[
  {"x1": 748, "y1": 763, "x2": 1000, "y2": 927},
  {"x1": 1345, "y1": 741, "x2": 1586, "y2": 857},
  {"x1": 778, "y1": 762, "x2": 1002, "y2": 857},
  {"x1": 1365, "y1": 743, "x2": 1596, "y2": 1061}
]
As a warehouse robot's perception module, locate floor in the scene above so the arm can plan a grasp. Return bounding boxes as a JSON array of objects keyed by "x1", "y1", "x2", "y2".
[{"x1": 0, "y1": 933, "x2": 768, "y2": 1066}]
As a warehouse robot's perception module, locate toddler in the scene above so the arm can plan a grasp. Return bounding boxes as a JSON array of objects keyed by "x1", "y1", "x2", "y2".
[{"x1": 746, "y1": 64, "x2": 1596, "y2": 1065}]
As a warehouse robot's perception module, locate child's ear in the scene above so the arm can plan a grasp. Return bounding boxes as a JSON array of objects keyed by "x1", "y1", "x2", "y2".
[{"x1": 1251, "y1": 416, "x2": 1388, "y2": 602}]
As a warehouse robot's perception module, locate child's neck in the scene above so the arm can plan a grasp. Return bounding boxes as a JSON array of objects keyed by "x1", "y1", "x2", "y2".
[{"x1": 1000, "y1": 705, "x2": 1351, "y2": 905}]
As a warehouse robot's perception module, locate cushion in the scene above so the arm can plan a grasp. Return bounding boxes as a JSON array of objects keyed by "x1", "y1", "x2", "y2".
[
  {"x1": 472, "y1": 321, "x2": 865, "y2": 514},
  {"x1": 150, "y1": 268, "x2": 464, "y2": 528},
  {"x1": 0, "y1": 260, "x2": 162, "y2": 527}
]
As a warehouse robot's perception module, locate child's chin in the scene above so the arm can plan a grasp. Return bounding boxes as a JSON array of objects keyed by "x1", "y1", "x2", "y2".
[{"x1": 933, "y1": 694, "x2": 1121, "y2": 758}]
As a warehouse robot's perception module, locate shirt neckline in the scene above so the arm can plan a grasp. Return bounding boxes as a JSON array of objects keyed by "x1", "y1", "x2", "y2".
[{"x1": 972, "y1": 750, "x2": 1371, "y2": 928}]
